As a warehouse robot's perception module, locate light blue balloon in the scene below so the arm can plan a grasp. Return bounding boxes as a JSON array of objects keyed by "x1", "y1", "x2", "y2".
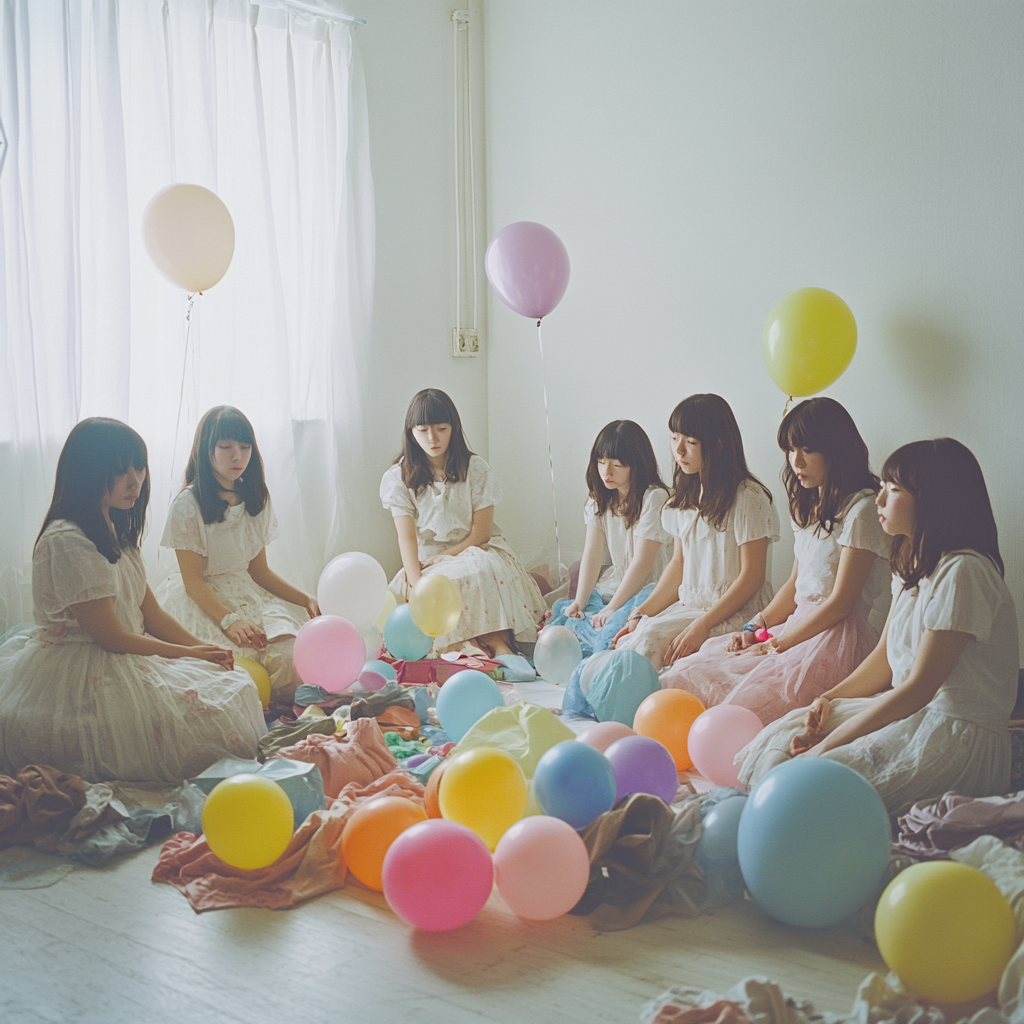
[
  {"x1": 583, "y1": 648, "x2": 659, "y2": 726},
  {"x1": 363, "y1": 659, "x2": 398, "y2": 682},
  {"x1": 383, "y1": 605, "x2": 432, "y2": 661},
  {"x1": 737, "y1": 758, "x2": 890, "y2": 928},
  {"x1": 435, "y1": 669, "x2": 504, "y2": 742},
  {"x1": 533, "y1": 740, "x2": 616, "y2": 830},
  {"x1": 696, "y1": 794, "x2": 747, "y2": 866}
]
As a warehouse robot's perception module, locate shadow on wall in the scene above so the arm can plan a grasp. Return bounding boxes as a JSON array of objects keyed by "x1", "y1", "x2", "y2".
[{"x1": 882, "y1": 312, "x2": 973, "y2": 406}]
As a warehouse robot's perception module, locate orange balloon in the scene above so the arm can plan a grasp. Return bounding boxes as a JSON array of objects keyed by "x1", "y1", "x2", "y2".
[
  {"x1": 632, "y1": 689, "x2": 706, "y2": 770},
  {"x1": 341, "y1": 796, "x2": 427, "y2": 891},
  {"x1": 424, "y1": 759, "x2": 451, "y2": 819}
]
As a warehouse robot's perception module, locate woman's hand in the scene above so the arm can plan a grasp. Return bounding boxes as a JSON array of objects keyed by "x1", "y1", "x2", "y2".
[
  {"x1": 727, "y1": 630, "x2": 757, "y2": 653},
  {"x1": 664, "y1": 618, "x2": 711, "y2": 665},
  {"x1": 590, "y1": 607, "x2": 612, "y2": 629},
  {"x1": 226, "y1": 620, "x2": 268, "y2": 650},
  {"x1": 185, "y1": 644, "x2": 236, "y2": 669},
  {"x1": 789, "y1": 697, "x2": 831, "y2": 755},
  {"x1": 743, "y1": 639, "x2": 780, "y2": 658},
  {"x1": 565, "y1": 601, "x2": 585, "y2": 619},
  {"x1": 611, "y1": 616, "x2": 641, "y2": 649},
  {"x1": 303, "y1": 595, "x2": 320, "y2": 619}
]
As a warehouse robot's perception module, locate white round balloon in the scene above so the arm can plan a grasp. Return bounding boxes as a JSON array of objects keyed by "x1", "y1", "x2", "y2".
[
  {"x1": 533, "y1": 625, "x2": 583, "y2": 685},
  {"x1": 358, "y1": 622, "x2": 383, "y2": 661},
  {"x1": 317, "y1": 552, "x2": 388, "y2": 628},
  {"x1": 142, "y1": 183, "x2": 235, "y2": 292}
]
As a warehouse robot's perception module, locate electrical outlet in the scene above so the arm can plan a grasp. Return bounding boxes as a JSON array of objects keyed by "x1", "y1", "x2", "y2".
[{"x1": 452, "y1": 328, "x2": 479, "y2": 357}]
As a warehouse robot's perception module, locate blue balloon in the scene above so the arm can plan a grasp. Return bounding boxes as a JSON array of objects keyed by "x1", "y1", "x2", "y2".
[
  {"x1": 737, "y1": 758, "x2": 891, "y2": 928},
  {"x1": 581, "y1": 648, "x2": 659, "y2": 725},
  {"x1": 435, "y1": 669, "x2": 504, "y2": 742},
  {"x1": 383, "y1": 605, "x2": 432, "y2": 661},
  {"x1": 533, "y1": 740, "x2": 616, "y2": 830},
  {"x1": 696, "y1": 794, "x2": 747, "y2": 866}
]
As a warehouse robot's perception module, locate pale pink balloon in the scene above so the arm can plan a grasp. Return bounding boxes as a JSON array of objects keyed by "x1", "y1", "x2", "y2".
[
  {"x1": 292, "y1": 615, "x2": 366, "y2": 693},
  {"x1": 687, "y1": 705, "x2": 764, "y2": 787},
  {"x1": 493, "y1": 816, "x2": 590, "y2": 920},
  {"x1": 484, "y1": 221, "x2": 570, "y2": 320},
  {"x1": 577, "y1": 721, "x2": 635, "y2": 754}
]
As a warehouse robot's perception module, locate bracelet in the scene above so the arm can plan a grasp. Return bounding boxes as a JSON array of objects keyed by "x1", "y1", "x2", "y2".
[
  {"x1": 741, "y1": 622, "x2": 759, "y2": 633},
  {"x1": 627, "y1": 610, "x2": 644, "y2": 622},
  {"x1": 220, "y1": 611, "x2": 245, "y2": 633}
]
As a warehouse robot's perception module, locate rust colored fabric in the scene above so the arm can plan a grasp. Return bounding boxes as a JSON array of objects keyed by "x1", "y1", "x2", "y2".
[
  {"x1": 649, "y1": 1001, "x2": 752, "y2": 1024},
  {"x1": 0, "y1": 764, "x2": 88, "y2": 845}
]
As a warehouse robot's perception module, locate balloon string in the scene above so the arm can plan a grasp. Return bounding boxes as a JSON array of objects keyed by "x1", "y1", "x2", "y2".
[
  {"x1": 169, "y1": 292, "x2": 197, "y2": 502},
  {"x1": 783, "y1": 395, "x2": 793, "y2": 419},
  {"x1": 536, "y1": 318, "x2": 563, "y2": 584}
]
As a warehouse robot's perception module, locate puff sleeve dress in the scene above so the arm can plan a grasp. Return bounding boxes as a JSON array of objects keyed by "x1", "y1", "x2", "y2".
[
  {"x1": 737, "y1": 551, "x2": 1019, "y2": 816},
  {"x1": 615, "y1": 479, "x2": 781, "y2": 671},
  {"x1": 660, "y1": 490, "x2": 891, "y2": 723},
  {"x1": 0, "y1": 521, "x2": 266, "y2": 783},
  {"x1": 158, "y1": 489, "x2": 308, "y2": 698}
]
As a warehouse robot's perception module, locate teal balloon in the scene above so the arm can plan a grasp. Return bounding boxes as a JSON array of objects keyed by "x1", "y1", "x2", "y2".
[
  {"x1": 696, "y1": 794, "x2": 747, "y2": 866},
  {"x1": 737, "y1": 758, "x2": 890, "y2": 928},
  {"x1": 435, "y1": 669, "x2": 504, "y2": 742},
  {"x1": 383, "y1": 605, "x2": 432, "y2": 661}
]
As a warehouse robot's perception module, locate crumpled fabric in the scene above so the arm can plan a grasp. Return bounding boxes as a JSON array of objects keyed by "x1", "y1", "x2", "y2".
[
  {"x1": 893, "y1": 791, "x2": 1024, "y2": 859},
  {"x1": 571, "y1": 791, "x2": 708, "y2": 930},
  {"x1": 0, "y1": 764, "x2": 88, "y2": 844},
  {"x1": 453, "y1": 702, "x2": 575, "y2": 779},
  {"x1": 258, "y1": 715, "x2": 337, "y2": 761},
  {"x1": 152, "y1": 770, "x2": 425, "y2": 912},
  {"x1": 268, "y1": 717, "x2": 397, "y2": 799}
]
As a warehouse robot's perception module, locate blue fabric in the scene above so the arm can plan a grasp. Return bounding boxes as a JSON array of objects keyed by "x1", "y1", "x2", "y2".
[{"x1": 559, "y1": 584, "x2": 656, "y2": 720}]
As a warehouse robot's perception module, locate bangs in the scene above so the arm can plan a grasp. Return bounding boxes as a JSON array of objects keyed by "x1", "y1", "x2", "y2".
[
  {"x1": 777, "y1": 404, "x2": 818, "y2": 452},
  {"x1": 109, "y1": 431, "x2": 148, "y2": 474},
  {"x1": 668, "y1": 400, "x2": 707, "y2": 441},
  {"x1": 880, "y1": 448, "x2": 914, "y2": 489},
  {"x1": 593, "y1": 426, "x2": 634, "y2": 465},
  {"x1": 207, "y1": 407, "x2": 255, "y2": 446},
  {"x1": 407, "y1": 389, "x2": 456, "y2": 428}
]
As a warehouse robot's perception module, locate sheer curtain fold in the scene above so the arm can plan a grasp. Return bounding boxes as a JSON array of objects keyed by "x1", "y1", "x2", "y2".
[{"x1": 0, "y1": 0, "x2": 374, "y2": 630}]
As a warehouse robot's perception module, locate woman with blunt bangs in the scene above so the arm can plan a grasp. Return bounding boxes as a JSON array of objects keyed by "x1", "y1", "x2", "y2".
[
  {"x1": 661, "y1": 398, "x2": 890, "y2": 724},
  {"x1": 0, "y1": 418, "x2": 265, "y2": 784},
  {"x1": 739, "y1": 438, "x2": 1019, "y2": 817}
]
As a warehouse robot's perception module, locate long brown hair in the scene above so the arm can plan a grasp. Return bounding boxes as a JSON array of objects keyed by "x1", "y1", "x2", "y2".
[
  {"x1": 778, "y1": 398, "x2": 879, "y2": 535},
  {"x1": 184, "y1": 406, "x2": 268, "y2": 524},
  {"x1": 585, "y1": 420, "x2": 668, "y2": 529},
  {"x1": 395, "y1": 389, "x2": 474, "y2": 493},
  {"x1": 882, "y1": 438, "x2": 1003, "y2": 590},
  {"x1": 666, "y1": 394, "x2": 770, "y2": 529},
  {"x1": 37, "y1": 418, "x2": 150, "y2": 563}
]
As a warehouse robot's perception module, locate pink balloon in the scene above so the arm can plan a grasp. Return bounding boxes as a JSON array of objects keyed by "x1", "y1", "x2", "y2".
[
  {"x1": 577, "y1": 721, "x2": 635, "y2": 754},
  {"x1": 382, "y1": 819, "x2": 494, "y2": 931},
  {"x1": 484, "y1": 221, "x2": 570, "y2": 320},
  {"x1": 493, "y1": 815, "x2": 591, "y2": 920},
  {"x1": 292, "y1": 615, "x2": 366, "y2": 693},
  {"x1": 686, "y1": 705, "x2": 764, "y2": 787}
]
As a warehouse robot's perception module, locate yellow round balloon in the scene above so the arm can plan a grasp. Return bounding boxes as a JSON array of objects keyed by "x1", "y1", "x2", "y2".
[
  {"x1": 409, "y1": 574, "x2": 463, "y2": 638},
  {"x1": 875, "y1": 861, "x2": 1015, "y2": 1003},
  {"x1": 439, "y1": 747, "x2": 527, "y2": 850},
  {"x1": 374, "y1": 590, "x2": 398, "y2": 630},
  {"x1": 235, "y1": 656, "x2": 271, "y2": 709},
  {"x1": 202, "y1": 775, "x2": 294, "y2": 870},
  {"x1": 762, "y1": 287, "x2": 856, "y2": 397}
]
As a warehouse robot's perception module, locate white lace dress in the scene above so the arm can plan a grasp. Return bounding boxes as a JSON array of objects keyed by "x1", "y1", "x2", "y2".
[
  {"x1": 158, "y1": 489, "x2": 308, "y2": 698},
  {"x1": 380, "y1": 456, "x2": 547, "y2": 649},
  {"x1": 0, "y1": 520, "x2": 266, "y2": 783},
  {"x1": 616, "y1": 479, "x2": 781, "y2": 670},
  {"x1": 738, "y1": 551, "x2": 1020, "y2": 815}
]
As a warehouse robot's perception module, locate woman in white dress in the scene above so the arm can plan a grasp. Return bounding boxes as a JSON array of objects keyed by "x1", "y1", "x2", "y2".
[
  {"x1": 661, "y1": 398, "x2": 890, "y2": 723},
  {"x1": 380, "y1": 389, "x2": 547, "y2": 657},
  {"x1": 739, "y1": 438, "x2": 1019, "y2": 817},
  {"x1": 0, "y1": 418, "x2": 265, "y2": 783},
  {"x1": 159, "y1": 407, "x2": 317, "y2": 699},
  {"x1": 613, "y1": 394, "x2": 780, "y2": 671}
]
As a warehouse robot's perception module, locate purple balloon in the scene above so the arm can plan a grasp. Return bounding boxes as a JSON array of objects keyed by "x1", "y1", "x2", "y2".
[
  {"x1": 605, "y1": 735, "x2": 679, "y2": 805},
  {"x1": 484, "y1": 221, "x2": 570, "y2": 320}
]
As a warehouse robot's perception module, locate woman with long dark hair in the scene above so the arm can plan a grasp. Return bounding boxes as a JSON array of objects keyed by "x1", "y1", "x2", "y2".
[
  {"x1": 660, "y1": 398, "x2": 890, "y2": 723},
  {"x1": 0, "y1": 418, "x2": 265, "y2": 783},
  {"x1": 739, "y1": 438, "x2": 1018, "y2": 815}
]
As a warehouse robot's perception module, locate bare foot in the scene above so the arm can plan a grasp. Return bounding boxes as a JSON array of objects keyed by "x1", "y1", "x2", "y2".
[{"x1": 475, "y1": 631, "x2": 515, "y2": 658}]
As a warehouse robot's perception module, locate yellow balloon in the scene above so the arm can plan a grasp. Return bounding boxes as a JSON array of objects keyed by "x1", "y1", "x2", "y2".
[
  {"x1": 202, "y1": 775, "x2": 294, "y2": 870},
  {"x1": 409, "y1": 574, "x2": 463, "y2": 638},
  {"x1": 762, "y1": 287, "x2": 856, "y2": 397},
  {"x1": 875, "y1": 861, "x2": 1015, "y2": 1003},
  {"x1": 439, "y1": 747, "x2": 527, "y2": 850},
  {"x1": 375, "y1": 590, "x2": 398, "y2": 630},
  {"x1": 235, "y1": 656, "x2": 271, "y2": 709}
]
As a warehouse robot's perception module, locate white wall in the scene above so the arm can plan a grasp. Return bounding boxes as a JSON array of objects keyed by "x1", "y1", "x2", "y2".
[
  {"x1": 483, "y1": 0, "x2": 1024, "y2": 644},
  {"x1": 341, "y1": 0, "x2": 487, "y2": 576}
]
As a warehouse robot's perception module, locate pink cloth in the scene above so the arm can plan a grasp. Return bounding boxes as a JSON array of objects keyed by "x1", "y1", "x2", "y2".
[
  {"x1": 659, "y1": 602, "x2": 877, "y2": 724},
  {"x1": 152, "y1": 770, "x2": 426, "y2": 912},
  {"x1": 893, "y1": 789, "x2": 1024, "y2": 859},
  {"x1": 270, "y1": 716, "x2": 397, "y2": 798},
  {"x1": 649, "y1": 1002, "x2": 751, "y2": 1024}
]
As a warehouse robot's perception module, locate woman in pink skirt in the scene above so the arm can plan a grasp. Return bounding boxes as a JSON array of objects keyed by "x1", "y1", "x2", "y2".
[{"x1": 659, "y1": 398, "x2": 890, "y2": 724}]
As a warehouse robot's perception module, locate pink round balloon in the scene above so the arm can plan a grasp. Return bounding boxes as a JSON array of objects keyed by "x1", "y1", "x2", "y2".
[
  {"x1": 292, "y1": 615, "x2": 366, "y2": 693},
  {"x1": 382, "y1": 819, "x2": 494, "y2": 931},
  {"x1": 687, "y1": 705, "x2": 764, "y2": 787},
  {"x1": 577, "y1": 721, "x2": 635, "y2": 754},
  {"x1": 493, "y1": 815, "x2": 590, "y2": 920},
  {"x1": 484, "y1": 221, "x2": 570, "y2": 320}
]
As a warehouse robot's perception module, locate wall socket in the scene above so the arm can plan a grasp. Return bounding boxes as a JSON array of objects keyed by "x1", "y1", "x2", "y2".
[{"x1": 452, "y1": 328, "x2": 480, "y2": 357}]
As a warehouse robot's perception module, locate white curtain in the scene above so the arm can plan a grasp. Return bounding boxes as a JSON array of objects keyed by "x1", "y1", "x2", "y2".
[{"x1": 0, "y1": 0, "x2": 374, "y2": 630}]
